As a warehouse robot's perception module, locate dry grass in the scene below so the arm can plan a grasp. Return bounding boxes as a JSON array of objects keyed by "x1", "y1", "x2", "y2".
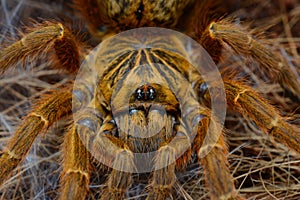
[{"x1": 0, "y1": 0, "x2": 299, "y2": 199}]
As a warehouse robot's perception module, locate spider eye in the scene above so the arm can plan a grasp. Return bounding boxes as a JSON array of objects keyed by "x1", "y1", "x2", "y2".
[
  {"x1": 136, "y1": 88, "x2": 144, "y2": 100},
  {"x1": 135, "y1": 85, "x2": 157, "y2": 101},
  {"x1": 148, "y1": 88, "x2": 156, "y2": 100}
]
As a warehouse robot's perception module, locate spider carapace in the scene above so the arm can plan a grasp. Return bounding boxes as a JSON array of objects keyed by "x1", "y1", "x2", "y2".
[{"x1": 0, "y1": 0, "x2": 300, "y2": 200}]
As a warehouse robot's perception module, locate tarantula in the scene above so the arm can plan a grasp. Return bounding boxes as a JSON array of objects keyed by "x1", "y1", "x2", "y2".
[{"x1": 0, "y1": 0, "x2": 300, "y2": 199}]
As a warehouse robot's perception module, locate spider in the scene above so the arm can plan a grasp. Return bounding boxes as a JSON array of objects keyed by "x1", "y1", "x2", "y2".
[{"x1": 0, "y1": 0, "x2": 300, "y2": 199}]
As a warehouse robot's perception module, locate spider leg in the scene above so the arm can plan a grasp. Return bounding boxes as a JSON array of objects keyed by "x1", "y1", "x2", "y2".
[
  {"x1": 59, "y1": 125, "x2": 91, "y2": 200},
  {"x1": 145, "y1": 109, "x2": 244, "y2": 200},
  {"x1": 98, "y1": 134, "x2": 135, "y2": 200},
  {"x1": 57, "y1": 80, "x2": 104, "y2": 200},
  {"x1": 0, "y1": 22, "x2": 81, "y2": 74},
  {"x1": 146, "y1": 124, "x2": 191, "y2": 200},
  {"x1": 209, "y1": 19, "x2": 300, "y2": 102},
  {"x1": 0, "y1": 87, "x2": 72, "y2": 187},
  {"x1": 76, "y1": 112, "x2": 135, "y2": 200},
  {"x1": 224, "y1": 80, "x2": 300, "y2": 154},
  {"x1": 194, "y1": 112, "x2": 245, "y2": 200}
]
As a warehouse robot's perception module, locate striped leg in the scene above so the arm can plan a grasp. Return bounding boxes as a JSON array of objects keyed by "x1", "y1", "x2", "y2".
[{"x1": 0, "y1": 89, "x2": 72, "y2": 186}]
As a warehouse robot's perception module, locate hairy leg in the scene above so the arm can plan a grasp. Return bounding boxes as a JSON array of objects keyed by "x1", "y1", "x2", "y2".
[
  {"x1": 208, "y1": 19, "x2": 300, "y2": 102},
  {"x1": 93, "y1": 135, "x2": 135, "y2": 200},
  {"x1": 74, "y1": 112, "x2": 135, "y2": 200},
  {"x1": 0, "y1": 22, "x2": 82, "y2": 74},
  {"x1": 193, "y1": 110, "x2": 244, "y2": 200},
  {"x1": 146, "y1": 131, "x2": 191, "y2": 200},
  {"x1": 0, "y1": 88, "x2": 72, "y2": 186},
  {"x1": 224, "y1": 80, "x2": 300, "y2": 154},
  {"x1": 59, "y1": 125, "x2": 91, "y2": 200}
]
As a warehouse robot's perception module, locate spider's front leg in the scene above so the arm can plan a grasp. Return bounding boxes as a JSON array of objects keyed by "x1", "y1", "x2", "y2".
[
  {"x1": 188, "y1": 106, "x2": 245, "y2": 200},
  {"x1": 78, "y1": 111, "x2": 136, "y2": 200},
  {"x1": 59, "y1": 118, "x2": 92, "y2": 200},
  {"x1": 0, "y1": 22, "x2": 81, "y2": 74}
]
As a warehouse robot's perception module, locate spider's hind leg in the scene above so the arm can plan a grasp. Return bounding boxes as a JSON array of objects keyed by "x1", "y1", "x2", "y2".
[{"x1": 0, "y1": 22, "x2": 82, "y2": 74}]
